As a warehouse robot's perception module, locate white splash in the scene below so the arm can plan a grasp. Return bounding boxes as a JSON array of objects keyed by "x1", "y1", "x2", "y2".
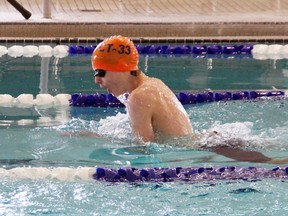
[
  {"x1": 209, "y1": 121, "x2": 255, "y2": 140},
  {"x1": 195, "y1": 121, "x2": 287, "y2": 150},
  {"x1": 97, "y1": 112, "x2": 134, "y2": 140}
]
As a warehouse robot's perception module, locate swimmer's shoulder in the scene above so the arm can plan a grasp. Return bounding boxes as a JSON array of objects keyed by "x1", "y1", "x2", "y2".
[
  {"x1": 131, "y1": 78, "x2": 161, "y2": 96},
  {"x1": 128, "y1": 82, "x2": 159, "y2": 109},
  {"x1": 129, "y1": 87, "x2": 156, "y2": 104}
]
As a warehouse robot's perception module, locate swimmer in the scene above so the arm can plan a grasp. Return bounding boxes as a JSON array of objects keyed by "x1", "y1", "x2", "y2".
[
  {"x1": 91, "y1": 35, "x2": 288, "y2": 164},
  {"x1": 92, "y1": 35, "x2": 193, "y2": 143}
]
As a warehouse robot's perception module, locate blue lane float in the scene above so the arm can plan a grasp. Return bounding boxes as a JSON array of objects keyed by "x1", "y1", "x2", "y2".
[
  {"x1": 68, "y1": 44, "x2": 254, "y2": 56},
  {"x1": 67, "y1": 44, "x2": 288, "y2": 59},
  {"x1": 70, "y1": 93, "x2": 124, "y2": 107},
  {"x1": 68, "y1": 45, "x2": 96, "y2": 55},
  {"x1": 93, "y1": 166, "x2": 288, "y2": 182},
  {"x1": 70, "y1": 90, "x2": 285, "y2": 107}
]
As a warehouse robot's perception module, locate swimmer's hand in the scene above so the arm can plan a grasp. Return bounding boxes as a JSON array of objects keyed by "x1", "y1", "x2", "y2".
[
  {"x1": 62, "y1": 131, "x2": 102, "y2": 139},
  {"x1": 268, "y1": 158, "x2": 288, "y2": 165}
]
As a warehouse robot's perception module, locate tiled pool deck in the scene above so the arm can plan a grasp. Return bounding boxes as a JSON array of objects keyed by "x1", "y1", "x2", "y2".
[{"x1": 1, "y1": 0, "x2": 288, "y2": 43}]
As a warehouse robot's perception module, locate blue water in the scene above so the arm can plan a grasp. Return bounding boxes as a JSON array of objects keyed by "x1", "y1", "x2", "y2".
[{"x1": 1, "y1": 50, "x2": 288, "y2": 215}]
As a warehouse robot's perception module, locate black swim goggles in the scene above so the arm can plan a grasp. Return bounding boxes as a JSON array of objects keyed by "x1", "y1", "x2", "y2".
[{"x1": 94, "y1": 69, "x2": 106, "y2": 78}]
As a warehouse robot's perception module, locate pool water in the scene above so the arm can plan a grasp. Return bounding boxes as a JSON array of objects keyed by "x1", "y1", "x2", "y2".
[
  {"x1": 1, "y1": 53, "x2": 288, "y2": 96},
  {"x1": 1, "y1": 49, "x2": 288, "y2": 215}
]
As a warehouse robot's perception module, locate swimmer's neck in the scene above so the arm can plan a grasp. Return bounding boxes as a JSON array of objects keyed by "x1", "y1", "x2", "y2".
[
  {"x1": 113, "y1": 72, "x2": 149, "y2": 97},
  {"x1": 128, "y1": 72, "x2": 148, "y2": 93}
]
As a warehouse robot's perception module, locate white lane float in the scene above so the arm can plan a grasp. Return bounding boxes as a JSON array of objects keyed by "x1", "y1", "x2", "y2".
[
  {"x1": 39, "y1": 45, "x2": 53, "y2": 57},
  {"x1": 23, "y1": 45, "x2": 39, "y2": 57},
  {"x1": 0, "y1": 94, "x2": 72, "y2": 126},
  {"x1": 282, "y1": 44, "x2": 288, "y2": 59},
  {"x1": 0, "y1": 94, "x2": 13, "y2": 105},
  {"x1": 251, "y1": 44, "x2": 268, "y2": 60},
  {"x1": 2, "y1": 45, "x2": 68, "y2": 58},
  {"x1": 54, "y1": 94, "x2": 71, "y2": 106},
  {"x1": 34, "y1": 93, "x2": 55, "y2": 106},
  {"x1": 16, "y1": 94, "x2": 34, "y2": 107},
  {"x1": 266, "y1": 44, "x2": 283, "y2": 60},
  {"x1": 0, "y1": 45, "x2": 7, "y2": 57},
  {"x1": 0, "y1": 94, "x2": 71, "y2": 107},
  {"x1": 0, "y1": 167, "x2": 94, "y2": 181},
  {"x1": 53, "y1": 45, "x2": 69, "y2": 58},
  {"x1": 251, "y1": 44, "x2": 288, "y2": 60},
  {"x1": 8, "y1": 45, "x2": 23, "y2": 58}
]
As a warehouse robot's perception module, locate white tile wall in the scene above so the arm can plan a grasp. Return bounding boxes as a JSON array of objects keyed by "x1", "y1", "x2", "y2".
[
  {"x1": 0, "y1": 0, "x2": 288, "y2": 39},
  {"x1": 0, "y1": 0, "x2": 288, "y2": 23}
]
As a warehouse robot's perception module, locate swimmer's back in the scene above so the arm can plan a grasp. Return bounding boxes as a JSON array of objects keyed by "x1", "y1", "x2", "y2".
[{"x1": 128, "y1": 77, "x2": 193, "y2": 141}]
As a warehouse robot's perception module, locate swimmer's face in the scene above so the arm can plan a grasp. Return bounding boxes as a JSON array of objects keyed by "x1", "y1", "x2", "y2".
[
  {"x1": 94, "y1": 69, "x2": 109, "y2": 91},
  {"x1": 94, "y1": 69, "x2": 106, "y2": 78},
  {"x1": 94, "y1": 70, "x2": 126, "y2": 95}
]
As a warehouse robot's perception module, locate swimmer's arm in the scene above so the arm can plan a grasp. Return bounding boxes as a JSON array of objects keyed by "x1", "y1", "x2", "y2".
[
  {"x1": 203, "y1": 134, "x2": 272, "y2": 163},
  {"x1": 127, "y1": 94, "x2": 155, "y2": 143},
  {"x1": 208, "y1": 145, "x2": 272, "y2": 163}
]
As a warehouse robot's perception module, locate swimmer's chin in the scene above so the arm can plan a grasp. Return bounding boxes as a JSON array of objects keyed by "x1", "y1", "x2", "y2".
[
  {"x1": 100, "y1": 86, "x2": 112, "y2": 94},
  {"x1": 107, "y1": 89, "x2": 116, "y2": 96}
]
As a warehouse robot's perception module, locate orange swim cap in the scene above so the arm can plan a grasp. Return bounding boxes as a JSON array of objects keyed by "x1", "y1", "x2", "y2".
[{"x1": 91, "y1": 35, "x2": 138, "y2": 72}]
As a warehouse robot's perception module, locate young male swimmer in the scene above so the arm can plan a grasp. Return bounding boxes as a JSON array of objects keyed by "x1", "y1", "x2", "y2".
[{"x1": 91, "y1": 35, "x2": 288, "y2": 164}]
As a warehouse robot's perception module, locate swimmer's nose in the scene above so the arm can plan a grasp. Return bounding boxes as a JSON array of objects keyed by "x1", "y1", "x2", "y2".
[{"x1": 95, "y1": 76, "x2": 102, "y2": 84}]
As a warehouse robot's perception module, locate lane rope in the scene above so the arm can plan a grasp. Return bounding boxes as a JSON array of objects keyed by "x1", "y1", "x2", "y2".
[
  {"x1": 93, "y1": 166, "x2": 288, "y2": 182},
  {"x1": 1, "y1": 44, "x2": 288, "y2": 59},
  {"x1": 70, "y1": 90, "x2": 286, "y2": 107},
  {"x1": 0, "y1": 90, "x2": 286, "y2": 108},
  {"x1": 1, "y1": 166, "x2": 288, "y2": 182}
]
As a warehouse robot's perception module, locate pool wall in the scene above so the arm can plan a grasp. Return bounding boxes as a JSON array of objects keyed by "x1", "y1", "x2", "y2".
[{"x1": 1, "y1": 0, "x2": 288, "y2": 41}]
